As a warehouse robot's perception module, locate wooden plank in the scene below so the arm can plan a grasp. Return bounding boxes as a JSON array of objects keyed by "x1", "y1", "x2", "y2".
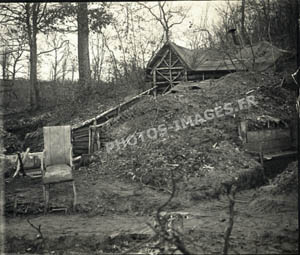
[
  {"x1": 73, "y1": 146, "x2": 89, "y2": 150},
  {"x1": 73, "y1": 128, "x2": 89, "y2": 137},
  {"x1": 73, "y1": 148, "x2": 88, "y2": 153},
  {"x1": 153, "y1": 70, "x2": 156, "y2": 89},
  {"x1": 247, "y1": 129, "x2": 290, "y2": 142},
  {"x1": 72, "y1": 86, "x2": 157, "y2": 131},
  {"x1": 96, "y1": 128, "x2": 101, "y2": 151},
  {"x1": 184, "y1": 70, "x2": 188, "y2": 81},
  {"x1": 172, "y1": 59, "x2": 179, "y2": 67},
  {"x1": 157, "y1": 70, "x2": 171, "y2": 82},
  {"x1": 72, "y1": 87, "x2": 157, "y2": 155},
  {"x1": 155, "y1": 66, "x2": 184, "y2": 70},
  {"x1": 263, "y1": 150, "x2": 298, "y2": 160},
  {"x1": 73, "y1": 151, "x2": 88, "y2": 157},
  {"x1": 89, "y1": 120, "x2": 97, "y2": 154},
  {"x1": 73, "y1": 133, "x2": 89, "y2": 140},
  {"x1": 162, "y1": 59, "x2": 169, "y2": 66},
  {"x1": 73, "y1": 142, "x2": 89, "y2": 147},
  {"x1": 173, "y1": 70, "x2": 183, "y2": 81},
  {"x1": 245, "y1": 138, "x2": 292, "y2": 153},
  {"x1": 88, "y1": 127, "x2": 92, "y2": 154},
  {"x1": 74, "y1": 137, "x2": 89, "y2": 143},
  {"x1": 156, "y1": 81, "x2": 180, "y2": 84}
]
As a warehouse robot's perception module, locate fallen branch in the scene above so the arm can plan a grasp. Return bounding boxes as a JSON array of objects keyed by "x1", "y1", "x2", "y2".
[
  {"x1": 27, "y1": 219, "x2": 44, "y2": 239},
  {"x1": 223, "y1": 184, "x2": 237, "y2": 255},
  {"x1": 121, "y1": 235, "x2": 156, "y2": 255},
  {"x1": 154, "y1": 165, "x2": 194, "y2": 255},
  {"x1": 27, "y1": 219, "x2": 47, "y2": 251}
]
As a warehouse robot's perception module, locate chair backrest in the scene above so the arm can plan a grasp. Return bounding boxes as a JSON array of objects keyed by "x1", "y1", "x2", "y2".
[{"x1": 43, "y1": 126, "x2": 72, "y2": 167}]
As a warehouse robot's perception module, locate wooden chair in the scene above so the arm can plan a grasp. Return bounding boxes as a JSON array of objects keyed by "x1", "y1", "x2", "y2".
[{"x1": 41, "y1": 126, "x2": 77, "y2": 213}]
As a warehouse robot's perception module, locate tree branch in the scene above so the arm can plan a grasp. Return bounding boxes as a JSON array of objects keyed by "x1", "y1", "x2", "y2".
[{"x1": 37, "y1": 40, "x2": 68, "y2": 56}]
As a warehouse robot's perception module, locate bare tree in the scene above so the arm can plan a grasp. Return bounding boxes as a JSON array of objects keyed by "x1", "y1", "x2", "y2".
[
  {"x1": 0, "y1": 3, "x2": 71, "y2": 109},
  {"x1": 184, "y1": 4, "x2": 212, "y2": 50},
  {"x1": 45, "y1": 32, "x2": 69, "y2": 82},
  {"x1": 138, "y1": 1, "x2": 190, "y2": 42},
  {"x1": 77, "y1": 2, "x2": 91, "y2": 89},
  {"x1": 0, "y1": 47, "x2": 10, "y2": 80},
  {"x1": 70, "y1": 55, "x2": 77, "y2": 83},
  {"x1": 0, "y1": 25, "x2": 27, "y2": 80},
  {"x1": 61, "y1": 43, "x2": 71, "y2": 84},
  {"x1": 90, "y1": 32, "x2": 106, "y2": 83}
]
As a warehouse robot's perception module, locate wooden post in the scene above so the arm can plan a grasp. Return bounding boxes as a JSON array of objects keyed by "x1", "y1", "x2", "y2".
[
  {"x1": 184, "y1": 70, "x2": 188, "y2": 81},
  {"x1": 169, "y1": 50, "x2": 173, "y2": 88},
  {"x1": 96, "y1": 128, "x2": 101, "y2": 151},
  {"x1": 92, "y1": 119, "x2": 97, "y2": 153},
  {"x1": 259, "y1": 142, "x2": 267, "y2": 182},
  {"x1": 153, "y1": 69, "x2": 157, "y2": 98},
  {"x1": 88, "y1": 127, "x2": 92, "y2": 154},
  {"x1": 259, "y1": 143, "x2": 264, "y2": 168},
  {"x1": 13, "y1": 148, "x2": 30, "y2": 178}
]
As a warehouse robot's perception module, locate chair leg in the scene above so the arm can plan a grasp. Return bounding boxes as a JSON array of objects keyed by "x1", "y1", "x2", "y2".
[
  {"x1": 72, "y1": 181, "x2": 77, "y2": 211},
  {"x1": 43, "y1": 185, "x2": 47, "y2": 214},
  {"x1": 44, "y1": 184, "x2": 50, "y2": 214}
]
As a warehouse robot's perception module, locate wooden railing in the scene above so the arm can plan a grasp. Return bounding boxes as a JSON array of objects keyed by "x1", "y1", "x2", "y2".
[{"x1": 72, "y1": 86, "x2": 157, "y2": 156}]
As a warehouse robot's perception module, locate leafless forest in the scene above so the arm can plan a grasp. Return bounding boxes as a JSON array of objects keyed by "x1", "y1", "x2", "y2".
[{"x1": 0, "y1": 1, "x2": 299, "y2": 254}]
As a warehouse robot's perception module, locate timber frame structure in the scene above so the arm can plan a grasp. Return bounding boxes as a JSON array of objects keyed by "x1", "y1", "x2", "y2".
[{"x1": 146, "y1": 41, "x2": 247, "y2": 93}]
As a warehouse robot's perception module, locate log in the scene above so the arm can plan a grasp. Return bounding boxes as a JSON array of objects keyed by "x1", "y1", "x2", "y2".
[
  {"x1": 73, "y1": 133, "x2": 89, "y2": 140},
  {"x1": 73, "y1": 127, "x2": 89, "y2": 135},
  {"x1": 73, "y1": 138, "x2": 89, "y2": 143},
  {"x1": 73, "y1": 142, "x2": 89, "y2": 147}
]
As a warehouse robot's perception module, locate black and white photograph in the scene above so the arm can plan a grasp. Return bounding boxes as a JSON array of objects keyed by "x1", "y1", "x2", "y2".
[{"x1": 0, "y1": 1, "x2": 299, "y2": 254}]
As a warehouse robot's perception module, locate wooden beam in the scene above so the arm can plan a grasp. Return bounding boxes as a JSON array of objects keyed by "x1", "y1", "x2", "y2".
[
  {"x1": 72, "y1": 86, "x2": 157, "y2": 131},
  {"x1": 162, "y1": 59, "x2": 169, "y2": 67},
  {"x1": 151, "y1": 49, "x2": 170, "y2": 73},
  {"x1": 156, "y1": 81, "x2": 180, "y2": 84},
  {"x1": 153, "y1": 69, "x2": 156, "y2": 88},
  {"x1": 173, "y1": 71, "x2": 183, "y2": 81},
  {"x1": 157, "y1": 70, "x2": 171, "y2": 82},
  {"x1": 169, "y1": 45, "x2": 190, "y2": 69},
  {"x1": 155, "y1": 66, "x2": 184, "y2": 70},
  {"x1": 171, "y1": 59, "x2": 179, "y2": 67},
  {"x1": 88, "y1": 126, "x2": 92, "y2": 154}
]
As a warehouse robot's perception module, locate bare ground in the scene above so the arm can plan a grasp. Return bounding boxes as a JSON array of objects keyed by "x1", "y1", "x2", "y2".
[{"x1": 4, "y1": 167, "x2": 298, "y2": 254}]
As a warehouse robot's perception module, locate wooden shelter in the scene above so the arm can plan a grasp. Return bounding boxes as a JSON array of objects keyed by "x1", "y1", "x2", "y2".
[{"x1": 146, "y1": 41, "x2": 247, "y2": 92}]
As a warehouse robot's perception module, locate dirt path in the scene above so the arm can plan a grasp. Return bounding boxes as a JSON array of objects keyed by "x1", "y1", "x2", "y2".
[{"x1": 4, "y1": 187, "x2": 298, "y2": 254}]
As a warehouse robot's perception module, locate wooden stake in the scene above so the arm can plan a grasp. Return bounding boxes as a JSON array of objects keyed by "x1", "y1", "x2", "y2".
[{"x1": 13, "y1": 148, "x2": 30, "y2": 178}]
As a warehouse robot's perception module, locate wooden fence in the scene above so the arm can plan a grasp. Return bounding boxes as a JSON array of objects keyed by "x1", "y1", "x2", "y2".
[
  {"x1": 72, "y1": 86, "x2": 157, "y2": 156},
  {"x1": 239, "y1": 120, "x2": 297, "y2": 161}
]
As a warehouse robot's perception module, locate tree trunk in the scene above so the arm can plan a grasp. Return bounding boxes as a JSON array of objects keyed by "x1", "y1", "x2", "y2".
[
  {"x1": 30, "y1": 26, "x2": 40, "y2": 109},
  {"x1": 26, "y1": 3, "x2": 40, "y2": 110},
  {"x1": 77, "y1": 2, "x2": 91, "y2": 89},
  {"x1": 241, "y1": 0, "x2": 248, "y2": 45},
  {"x1": 2, "y1": 50, "x2": 9, "y2": 80}
]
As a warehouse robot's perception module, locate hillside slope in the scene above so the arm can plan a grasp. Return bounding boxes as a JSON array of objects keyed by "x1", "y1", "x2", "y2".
[{"x1": 96, "y1": 70, "x2": 296, "y2": 198}]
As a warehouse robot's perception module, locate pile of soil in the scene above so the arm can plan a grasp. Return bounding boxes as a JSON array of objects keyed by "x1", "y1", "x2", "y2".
[
  {"x1": 97, "y1": 70, "x2": 294, "y2": 199},
  {"x1": 271, "y1": 161, "x2": 298, "y2": 194}
]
